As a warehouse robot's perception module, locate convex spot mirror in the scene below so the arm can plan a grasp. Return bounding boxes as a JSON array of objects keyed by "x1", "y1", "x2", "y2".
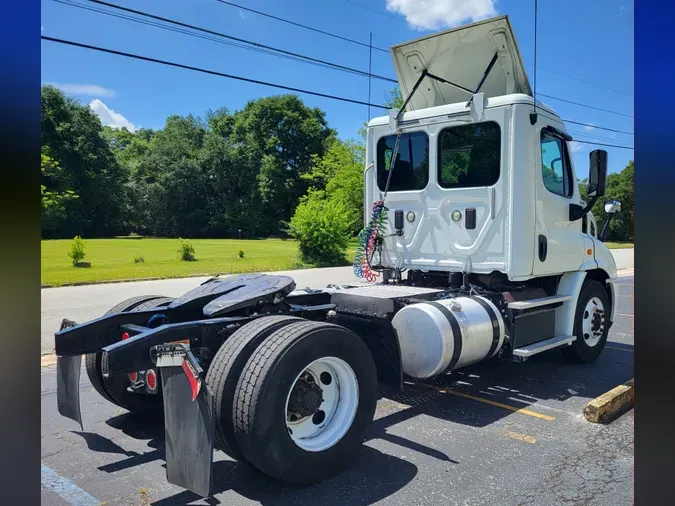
[
  {"x1": 588, "y1": 150, "x2": 608, "y2": 198},
  {"x1": 604, "y1": 200, "x2": 622, "y2": 214}
]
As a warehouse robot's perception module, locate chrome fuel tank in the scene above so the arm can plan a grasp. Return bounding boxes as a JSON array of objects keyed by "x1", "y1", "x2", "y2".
[{"x1": 391, "y1": 296, "x2": 505, "y2": 379}]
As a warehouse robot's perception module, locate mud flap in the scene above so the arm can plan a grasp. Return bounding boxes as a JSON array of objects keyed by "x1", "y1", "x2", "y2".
[
  {"x1": 56, "y1": 354, "x2": 83, "y2": 430},
  {"x1": 157, "y1": 344, "x2": 214, "y2": 498}
]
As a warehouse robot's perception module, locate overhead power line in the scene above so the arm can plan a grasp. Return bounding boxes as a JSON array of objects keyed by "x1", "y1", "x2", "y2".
[
  {"x1": 343, "y1": 0, "x2": 429, "y2": 31},
  {"x1": 41, "y1": 35, "x2": 632, "y2": 148},
  {"x1": 342, "y1": 1, "x2": 632, "y2": 100},
  {"x1": 537, "y1": 66, "x2": 632, "y2": 97},
  {"x1": 214, "y1": 0, "x2": 389, "y2": 53},
  {"x1": 538, "y1": 93, "x2": 633, "y2": 118},
  {"x1": 40, "y1": 36, "x2": 389, "y2": 109},
  {"x1": 562, "y1": 119, "x2": 633, "y2": 136},
  {"x1": 571, "y1": 139, "x2": 633, "y2": 150},
  {"x1": 60, "y1": 1, "x2": 633, "y2": 122},
  {"x1": 57, "y1": 0, "x2": 396, "y2": 83},
  {"x1": 568, "y1": 129, "x2": 630, "y2": 145}
]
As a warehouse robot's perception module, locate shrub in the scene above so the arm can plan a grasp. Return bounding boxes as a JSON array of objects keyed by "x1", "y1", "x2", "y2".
[
  {"x1": 289, "y1": 194, "x2": 351, "y2": 266},
  {"x1": 238, "y1": 249, "x2": 245, "y2": 259},
  {"x1": 177, "y1": 238, "x2": 195, "y2": 261},
  {"x1": 133, "y1": 256, "x2": 145, "y2": 263},
  {"x1": 67, "y1": 236, "x2": 86, "y2": 267}
]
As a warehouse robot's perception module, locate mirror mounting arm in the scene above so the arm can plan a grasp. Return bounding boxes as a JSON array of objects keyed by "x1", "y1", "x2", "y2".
[
  {"x1": 569, "y1": 195, "x2": 599, "y2": 221},
  {"x1": 598, "y1": 215, "x2": 614, "y2": 242}
]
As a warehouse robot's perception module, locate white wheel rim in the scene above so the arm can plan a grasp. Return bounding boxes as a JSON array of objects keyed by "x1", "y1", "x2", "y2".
[
  {"x1": 284, "y1": 356, "x2": 359, "y2": 452},
  {"x1": 582, "y1": 296, "x2": 605, "y2": 347}
]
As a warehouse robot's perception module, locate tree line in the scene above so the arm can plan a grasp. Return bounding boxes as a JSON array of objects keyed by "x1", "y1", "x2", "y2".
[
  {"x1": 41, "y1": 85, "x2": 632, "y2": 250},
  {"x1": 41, "y1": 85, "x2": 357, "y2": 240}
]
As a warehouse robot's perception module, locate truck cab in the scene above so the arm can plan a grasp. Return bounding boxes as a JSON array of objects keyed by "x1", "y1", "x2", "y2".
[{"x1": 364, "y1": 16, "x2": 617, "y2": 284}]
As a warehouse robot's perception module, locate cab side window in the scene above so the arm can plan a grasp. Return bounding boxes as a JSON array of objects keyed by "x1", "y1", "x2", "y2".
[{"x1": 541, "y1": 133, "x2": 573, "y2": 197}]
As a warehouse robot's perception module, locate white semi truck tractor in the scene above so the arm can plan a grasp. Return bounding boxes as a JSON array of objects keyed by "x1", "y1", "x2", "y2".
[{"x1": 54, "y1": 15, "x2": 622, "y2": 497}]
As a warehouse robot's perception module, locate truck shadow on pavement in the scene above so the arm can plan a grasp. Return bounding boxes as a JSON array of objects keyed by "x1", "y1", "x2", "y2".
[
  {"x1": 73, "y1": 339, "x2": 631, "y2": 504},
  {"x1": 74, "y1": 413, "x2": 420, "y2": 505}
]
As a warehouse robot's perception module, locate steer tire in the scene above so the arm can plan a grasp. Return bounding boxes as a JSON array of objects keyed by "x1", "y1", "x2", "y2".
[
  {"x1": 205, "y1": 315, "x2": 303, "y2": 462},
  {"x1": 85, "y1": 295, "x2": 173, "y2": 418},
  {"x1": 233, "y1": 320, "x2": 378, "y2": 485},
  {"x1": 562, "y1": 280, "x2": 611, "y2": 363}
]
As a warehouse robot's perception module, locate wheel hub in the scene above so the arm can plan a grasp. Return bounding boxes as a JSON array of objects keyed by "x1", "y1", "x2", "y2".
[
  {"x1": 591, "y1": 311, "x2": 603, "y2": 332},
  {"x1": 284, "y1": 357, "x2": 360, "y2": 452},
  {"x1": 288, "y1": 373, "x2": 323, "y2": 418},
  {"x1": 582, "y1": 296, "x2": 605, "y2": 347}
]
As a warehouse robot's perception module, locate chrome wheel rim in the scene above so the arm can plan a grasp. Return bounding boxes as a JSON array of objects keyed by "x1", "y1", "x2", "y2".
[{"x1": 582, "y1": 296, "x2": 605, "y2": 347}]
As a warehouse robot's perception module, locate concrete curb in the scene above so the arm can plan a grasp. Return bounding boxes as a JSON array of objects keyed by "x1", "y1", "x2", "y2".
[
  {"x1": 617, "y1": 267, "x2": 634, "y2": 278},
  {"x1": 40, "y1": 271, "x2": 230, "y2": 289},
  {"x1": 583, "y1": 378, "x2": 634, "y2": 423},
  {"x1": 41, "y1": 354, "x2": 58, "y2": 367},
  {"x1": 41, "y1": 266, "x2": 635, "y2": 289}
]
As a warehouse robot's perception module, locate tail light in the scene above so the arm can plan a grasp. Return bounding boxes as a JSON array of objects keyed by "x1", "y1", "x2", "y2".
[{"x1": 146, "y1": 369, "x2": 158, "y2": 392}]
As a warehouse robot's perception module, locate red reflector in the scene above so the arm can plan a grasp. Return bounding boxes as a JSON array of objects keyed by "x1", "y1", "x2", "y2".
[
  {"x1": 122, "y1": 332, "x2": 130, "y2": 340},
  {"x1": 181, "y1": 360, "x2": 201, "y2": 402},
  {"x1": 128, "y1": 372, "x2": 138, "y2": 382},
  {"x1": 146, "y1": 369, "x2": 157, "y2": 391}
]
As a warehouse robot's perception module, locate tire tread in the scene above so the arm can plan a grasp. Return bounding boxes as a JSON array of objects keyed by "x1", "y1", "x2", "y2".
[
  {"x1": 85, "y1": 295, "x2": 166, "y2": 405},
  {"x1": 205, "y1": 315, "x2": 303, "y2": 460},
  {"x1": 233, "y1": 320, "x2": 345, "y2": 478}
]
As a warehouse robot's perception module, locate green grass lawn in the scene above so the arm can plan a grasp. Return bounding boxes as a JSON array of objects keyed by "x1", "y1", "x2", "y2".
[
  {"x1": 41, "y1": 238, "x2": 309, "y2": 286},
  {"x1": 41, "y1": 237, "x2": 633, "y2": 287},
  {"x1": 602, "y1": 242, "x2": 634, "y2": 249}
]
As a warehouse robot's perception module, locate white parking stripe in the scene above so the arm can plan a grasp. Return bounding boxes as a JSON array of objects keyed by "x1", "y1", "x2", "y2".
[{"x1": 41, "y1": 465, "x2": 100, "y2": 506}]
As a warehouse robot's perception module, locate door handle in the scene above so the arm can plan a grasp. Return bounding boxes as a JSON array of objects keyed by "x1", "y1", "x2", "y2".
[{"x1": 538, "y1": 235, "x2": 547, "y2": 262}]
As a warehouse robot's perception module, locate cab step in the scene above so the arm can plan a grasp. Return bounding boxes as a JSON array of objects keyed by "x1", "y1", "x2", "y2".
[
  {"x1": 508, "y1": 294, "x2": 571, "y2": 310},
  {"x1": 513, "y1": 335, "x2": 576, "y2": 358}
]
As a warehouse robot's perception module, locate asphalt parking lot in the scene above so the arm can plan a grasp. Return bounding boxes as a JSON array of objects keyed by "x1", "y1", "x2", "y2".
[{"x1": 41, "y1": 276, "x2": 634, "y2": 506}]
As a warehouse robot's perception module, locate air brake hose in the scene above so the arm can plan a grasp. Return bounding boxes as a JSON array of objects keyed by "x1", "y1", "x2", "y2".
[{"x1": 353, "y1": 132, "x2": 401, "y2": 281}]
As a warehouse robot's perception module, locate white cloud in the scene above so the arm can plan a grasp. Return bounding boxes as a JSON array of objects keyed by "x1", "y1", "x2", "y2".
[
  {"x1": 45, "y1": 82, "x2": 117, "y2": 97},
  {"x1": 89, "y1": 99, "x2": 136, "y2": 132},
  {"x1": 583, "y1": 123, "x2": 595, "y2": 132},
  {"x1": 238, "y1": 10, "x2": 248, "y2": 19},
  {"x1": 386, "y1": 0, "x2": 498, "y2": 31},
  {"x1": 569, "y1": 141, "x2": 583, "y2": 152}
]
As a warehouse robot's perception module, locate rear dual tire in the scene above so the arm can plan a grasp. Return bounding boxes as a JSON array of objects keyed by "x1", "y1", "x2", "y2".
[
  {"x1": 207, "y1": 318, "x2": 378, "y2": 485},
  {"x1": 85, "y1": 295, "x2": 173, "y2": 418}
]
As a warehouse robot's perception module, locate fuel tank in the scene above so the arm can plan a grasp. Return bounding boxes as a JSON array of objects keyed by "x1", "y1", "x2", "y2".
[{"x1": 391, "y1": 296, "x2": 505, "y2": 379}]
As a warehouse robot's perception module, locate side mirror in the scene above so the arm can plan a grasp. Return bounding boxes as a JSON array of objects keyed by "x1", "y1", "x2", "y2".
[
  {"x1": 587, "y1": 150, "x2": 608, "y2": 198},
  {"x1": 604, "y1": 200, "x2": 622, "y2": 214}
]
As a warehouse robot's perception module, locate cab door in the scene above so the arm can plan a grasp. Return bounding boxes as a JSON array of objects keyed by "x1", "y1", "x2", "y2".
[{"x1": 532, "y1": 126, "x2": 585, "y2": 275}]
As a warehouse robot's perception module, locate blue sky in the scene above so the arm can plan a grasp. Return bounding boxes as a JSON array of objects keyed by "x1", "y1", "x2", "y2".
[{"x1": 41, "y1": 0, "x2": 633, "y2": 174}]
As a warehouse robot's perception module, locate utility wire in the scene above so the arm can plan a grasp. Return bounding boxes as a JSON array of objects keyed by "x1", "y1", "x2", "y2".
[
  {"x1": 222, "y1": 0, "x2": 631, "y2": 104},
  {"x1": 58, "y1": 0, "x2": 396, "y2": 83},
  {"x1": 538, "y1": 93, "x2": 633, "y2": 118},
  {"x1": 215, "y1": 0, "x2": 390, "y2": 53},
  {"x1": 41, "y1": 35, "x2": 631, "y2": 149},
  {"x1": 40, "y1": 36, "x2": 389, "y2": 109},
  {"x1": 343, "y1": 0, "x2": 429, "y2": 31},
  {"x1": 537, "y1": 66, "x2": 632, "y2": 97},
  {"x1": 568, "y1": 129, "x2": 631, "y2": 145},
  {"x1": 61, "y1": 1, "x2": 633, "y2": 122},
  {"x1": 562, "y1": 119, "x2": 632, "y2": 136},
  {"x1": 571, "y1": 139, "x2": 633, "y2": 150}
]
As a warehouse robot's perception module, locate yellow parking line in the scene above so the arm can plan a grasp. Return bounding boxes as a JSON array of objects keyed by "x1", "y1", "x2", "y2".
[
  {"x1": 414, "y1": 382, "x2": 555, "y2": 421},
  {"x1": 506, "y1": 432, "x2": 537, "y2": 444},
  {"x1": 606, "y1": 346, "x2": 633, "y2": 353}
]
